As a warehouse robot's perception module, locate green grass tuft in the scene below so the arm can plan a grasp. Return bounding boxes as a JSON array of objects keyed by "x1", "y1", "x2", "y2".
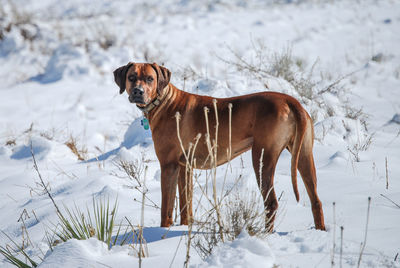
[{"x1": 53, "y1": 197, "x2": 122, "y2": 249}]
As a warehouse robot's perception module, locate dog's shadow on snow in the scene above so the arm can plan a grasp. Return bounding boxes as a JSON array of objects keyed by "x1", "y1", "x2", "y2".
[
  {"x1": 85, "y1": 117, "x2": 153, "y2": 163},
  {"x1": 113, "y1": 226, "x2": 187, "y2": 245},
  {"x1": 112, "y1": 228, "x2": 291, "y2": 245}
]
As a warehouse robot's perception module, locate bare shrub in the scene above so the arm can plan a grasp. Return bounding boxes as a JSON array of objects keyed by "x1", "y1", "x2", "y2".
[
  {"x1": 193, "y1": 187, "x2": 270, "y2": 260},
  {"x1": 174, "y1": 65, "x2": 202, "y2": 91},
  {"x1": 7, "y1": 2, "x2": 33, "y2": 26},
  {"x1": 220, "y1": 42, "x2": 321, "y2": 100},
  {"x1": 113, "y1": 158, "x2": 157, "y2": 266},
  {"x1": 5, "y1": 139, "x2": 16, "y2": 146},
  {"x1": 342, "y1": 102, "x2": 369, "y2": 131},
  {"x1": 113, "y1": 158, "x2": 160, "y2": 210},
  {"x1": 140, "y1": 43, "x2": 167, "y2": 65},
  {"x1": 219, "y1": 42, "x2": 272, "y2": 89},
  {"x1": 224, "y1": 190, "x2": 270, "y2": 238},
  {"x1": 270, "y1": 46, "x2": 294, "y2": 80},
  {"x1": 347, "y1": 133, "x2": 374, "y2": 162},
  {"x1": 220, "y1": 41, "x2": 365, "y2": 117},
  {"x1": 326, "y1": 105, "x2": 336, "y2": 117},
  {"x1": 84, "y1": 22, "x2": 116, "y2": 51},
  {"x1": 96, "y1": 27, "x2": 115, "y2": 50},
  {"x1": 220, "y1": 40, "x2": 373, "y2": 157},
  {"x1": 115, "y1": 159, "x2": 146, "y2": 187},
  {"x1": 40, "y1": 128, "x2": 57, "y2": 141},
  {"x1": 0, "y1": 2, "x2": 39, "y2": 43},
  {"x1": 125, "y1": 218, "x2": 149, "y2": 262}
]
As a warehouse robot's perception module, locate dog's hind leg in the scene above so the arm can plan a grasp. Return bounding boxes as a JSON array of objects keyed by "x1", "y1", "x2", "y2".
[
  {"x1": 297, "y1": 139, "x2": 326, "y2": 230},
  {"x1": 178, "y1": 165, "x2": 193, "y2": 225},
  {"x1": 251, "y1": 145, "x2": 281, "y2": 233}
]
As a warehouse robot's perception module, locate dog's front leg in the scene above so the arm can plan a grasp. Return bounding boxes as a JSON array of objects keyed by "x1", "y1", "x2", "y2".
[
  {"x1": 178, "y1": 166, "x2": 193, "y2": 225},
  {"x1": 160, "y1": 163, "x2": 180, "y2": 227}
]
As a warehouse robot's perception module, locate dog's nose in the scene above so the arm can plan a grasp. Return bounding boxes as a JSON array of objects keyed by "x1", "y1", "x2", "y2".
[
  {"x1": 128, "y1": 94, "x2": 135, "y2": 103},
  {"x1": 129, "y1": 87, "x2": 144, "y2": 103},
  {"x1": 133, "y1": 87, "x2": 144, "y2": 96}
]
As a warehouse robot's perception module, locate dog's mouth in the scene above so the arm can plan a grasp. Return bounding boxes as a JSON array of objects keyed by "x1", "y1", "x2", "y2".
[{"x1": 129, "y1": 95, "x2": 146, "y2": 105}]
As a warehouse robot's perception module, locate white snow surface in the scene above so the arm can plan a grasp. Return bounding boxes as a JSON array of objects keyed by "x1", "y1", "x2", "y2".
[{"x1": 1, "y1": 0, "x2": 400, "y2": 267}]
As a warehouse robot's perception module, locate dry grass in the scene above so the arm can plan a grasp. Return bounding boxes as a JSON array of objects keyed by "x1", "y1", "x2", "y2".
[
  {"x1": 220, "y1": 41, "x2": 365, "y2": 120},
  {"x1": 5, "y1": 139, "x2": 16, "y2": 146},
  {"x1": 65, "y1": 136, "x2": 87, "y2": 161},
  {"x1": 219, "y1": 42, "x2": 321, "y2": 100},
  {"x1": 0, "y1": 2, "x2": 38, "y2": 43},
  {"x1": 113, "y1": 158, "x2": 160, "y2": 210},
  {"x1": 347, "y1": 133, "x2": 374, "y2": 162},
  {"x1": 112, "y1": 158, "x2": 152, "y2": 267}
]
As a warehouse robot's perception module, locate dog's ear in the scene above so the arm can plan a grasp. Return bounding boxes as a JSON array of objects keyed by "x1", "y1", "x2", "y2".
[
  {"x1": 113, "y1": 63, "x2": 133, "y2": 94},
  {"x1": 150, "y1": 63, "x2": 171, "y2": 94}
]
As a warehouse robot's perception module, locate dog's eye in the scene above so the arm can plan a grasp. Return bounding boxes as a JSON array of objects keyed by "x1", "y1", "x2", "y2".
[
  {"x1": 128, "y1": 75, "x2": 136, "y2": 82},
  {"x1": 146, "y1": 76, "x2": 154, "y2": 83}
]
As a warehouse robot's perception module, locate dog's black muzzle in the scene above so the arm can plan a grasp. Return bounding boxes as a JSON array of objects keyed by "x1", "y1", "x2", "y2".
[{"x1": 129, "y1": 87, "x2": 145, "y2": 104}]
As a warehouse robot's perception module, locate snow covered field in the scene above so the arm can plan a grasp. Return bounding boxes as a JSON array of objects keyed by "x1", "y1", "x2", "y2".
[{"x1": 1, "y1": 0, "x2": 399, "y2": 267}]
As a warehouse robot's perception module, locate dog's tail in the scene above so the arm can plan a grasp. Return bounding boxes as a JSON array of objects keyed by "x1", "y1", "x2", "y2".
[{"x1": 288, "y1": 100, "x2": 308, "y2": 202}]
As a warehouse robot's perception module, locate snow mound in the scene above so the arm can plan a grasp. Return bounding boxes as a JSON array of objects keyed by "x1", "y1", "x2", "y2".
[
  {"x1": 192, "y1": 78, "x2": 233, "y2": 97},
  {"x1": 10, "y1": 136, "x2": 51, "y2": 160},
  {"x1": 0, "y1": 146, "x2": 9, "y2": 156},
  {"x1": 327, "y1": 151, "x2": 348, "y2": 166},
  {"x1": 202, "y1": 231, "x2": 275, "y2": 268},
  {"x1": 38, "y1": 238, "x2": 130, "y2": 268},
  {"x1": 389, "y1": 113, "x2": 400, "y2": 124},
  {"x1": 30, "y1": 43, "x2": 89, "y2": 83},
  {"x1": 121, "y1": 117, "x2": 153, "y2": 149},
  {"x1": 0, "y1": 28, "x2": 25, "y2": 57}
]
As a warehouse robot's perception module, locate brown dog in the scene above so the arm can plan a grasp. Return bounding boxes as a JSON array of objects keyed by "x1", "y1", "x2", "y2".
[{"x1": 114, "y1": 62, "x2": 325, "y2": 231}]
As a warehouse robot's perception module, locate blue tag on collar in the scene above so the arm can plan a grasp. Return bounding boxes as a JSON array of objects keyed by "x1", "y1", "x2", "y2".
[{"x1": 141, "y1": 118, "x2": 149, "y2": 130}]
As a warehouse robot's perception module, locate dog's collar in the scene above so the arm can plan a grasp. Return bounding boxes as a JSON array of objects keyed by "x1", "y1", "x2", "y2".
[{"x1": 136, "y1": 85, "x2": 169, "y2": 115}]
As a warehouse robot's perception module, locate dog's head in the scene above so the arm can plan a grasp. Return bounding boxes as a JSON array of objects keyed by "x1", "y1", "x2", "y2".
[{"x1": 113, "y1": 62, "x2": 171, "y2": 107}]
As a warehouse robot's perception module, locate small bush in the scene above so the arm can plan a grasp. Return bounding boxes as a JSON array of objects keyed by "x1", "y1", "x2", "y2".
[
  {"x1": 224, "y1": 190, "x2": 271, "y2": 238},
  {"x1": 220, "y1": 42, "x2": 321, "y2": 100},
  {"x1": 193, "y1": 188, "x2": 271, "y2": 260},
  {"x1": 0, "y1": 2, "x2": 38, "y2": 43},
  {"x1": 347, "y1": 133, "x2": 374, "y2": 162}
]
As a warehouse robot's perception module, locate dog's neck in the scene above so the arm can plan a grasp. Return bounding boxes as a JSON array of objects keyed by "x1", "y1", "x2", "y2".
[{"x1": 136, "y1": 85, "x2": 170, "y2": 116}]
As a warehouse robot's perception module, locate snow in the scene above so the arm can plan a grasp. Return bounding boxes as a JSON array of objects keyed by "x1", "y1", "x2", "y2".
[
  {"x1": 38, "y1": 238, "x2": 132, "y2": 268},
  {"x1": 1, "y1": 0, "x2": 400, "y2": 267},
  {"x1": 202, "y1": 231, "x2": 275, "y2": 268}
]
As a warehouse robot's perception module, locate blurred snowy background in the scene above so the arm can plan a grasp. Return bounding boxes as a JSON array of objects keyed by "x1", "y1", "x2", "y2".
[{"x1": 0, "y1": 0, "x2": 399, "y2": 267}]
